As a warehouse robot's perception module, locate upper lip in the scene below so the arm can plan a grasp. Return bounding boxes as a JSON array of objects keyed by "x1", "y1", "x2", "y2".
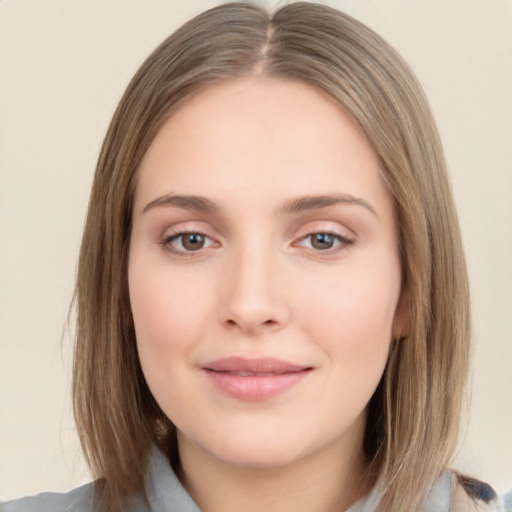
[{"x1": 203, "y1": 357, "x2": 311, "y2": 375}]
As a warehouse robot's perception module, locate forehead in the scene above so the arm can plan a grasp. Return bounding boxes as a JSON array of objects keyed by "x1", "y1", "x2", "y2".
[{"x1": 134, "y1": 77, "x2": 392, "y2": 219}]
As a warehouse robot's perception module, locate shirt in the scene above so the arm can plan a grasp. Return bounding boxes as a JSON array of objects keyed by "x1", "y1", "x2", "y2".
[{"x1": 1, "y1": 447, "x2": 505, "y2": 512}]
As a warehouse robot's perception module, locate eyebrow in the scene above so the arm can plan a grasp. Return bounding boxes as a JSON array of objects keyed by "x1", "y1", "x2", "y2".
[
  {"x1": 143, "y1": 193, "x2": 219, "y2": 214},
  {"x1": 279, "y1": 194, "x2": 377, "y2": 217},
  {"x1": 142, "y1": 192, "x2": 377, "y2": 217}
]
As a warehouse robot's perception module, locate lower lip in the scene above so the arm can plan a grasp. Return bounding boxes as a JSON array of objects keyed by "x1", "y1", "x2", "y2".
[{"x1": 203, "y1": 370, "x2": 311, "y2": 401}]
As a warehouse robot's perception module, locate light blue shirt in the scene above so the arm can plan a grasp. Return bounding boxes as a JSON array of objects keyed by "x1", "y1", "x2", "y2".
[{"x1": 0, "y1": 447, "x2": 502, "y2": 512}]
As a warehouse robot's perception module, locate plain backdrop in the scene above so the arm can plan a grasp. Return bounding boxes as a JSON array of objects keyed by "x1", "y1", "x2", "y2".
[{"x1": 1, "y1": 0, "x2": 511, "y2": 500}]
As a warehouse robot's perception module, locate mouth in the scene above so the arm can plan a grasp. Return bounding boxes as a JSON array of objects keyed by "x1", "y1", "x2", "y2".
[{"x1": 202, "y1": 357, "x2": 313, "y2": 401}]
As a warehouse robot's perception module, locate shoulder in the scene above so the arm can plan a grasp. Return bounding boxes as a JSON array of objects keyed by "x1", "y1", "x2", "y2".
[
  {"x1": 419, "y1": 471, "x2": 504, "y2": 512},
  {"x1": 0, "y1": 483, "x2": 95, "y2": 512},
  {"x1": 502, "y1": 489, "x2": 512, "y2": 512},
  {"x1": 450, "y1": 473, "x2": 505, "y2": 512},
  {"x1": 0, "y1": 481, "x2": 150, "y2": 512}
]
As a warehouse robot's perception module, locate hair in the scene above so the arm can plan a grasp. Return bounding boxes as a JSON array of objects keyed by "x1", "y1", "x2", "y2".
[{"x1": 73, "y1": 2, "x2": 471, "y2": 511}]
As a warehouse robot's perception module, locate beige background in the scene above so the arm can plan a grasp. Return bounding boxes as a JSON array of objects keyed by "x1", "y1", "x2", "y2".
[{"x1": 1, "y1": 0, "x2": 511, "y2": 500}]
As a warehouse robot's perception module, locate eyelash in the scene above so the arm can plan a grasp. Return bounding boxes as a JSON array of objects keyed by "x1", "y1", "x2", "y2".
[
  {"x1": 295, "y1": 229, "x2": 354, "y2": 254},
  {"x1": 160, "y1": 229, "x2": 218, "y2": 256},
  {"x1": 160, "y1": 229, "x2": 354, "y2": 257}
]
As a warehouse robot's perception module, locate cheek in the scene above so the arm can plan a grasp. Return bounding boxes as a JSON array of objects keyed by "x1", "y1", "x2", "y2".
[
  {"x1": 297, "y1": 262, "x2": 400, "y2": 370},
  {"x1": 129, "y1": 266, "x2": 212, "y2": 349},
  {"x1": 128, "y1": 265, "x2": 216, "y2": 416},
  {"x1": 128, "y1": 263, "x2": 218, "y2": 410}
]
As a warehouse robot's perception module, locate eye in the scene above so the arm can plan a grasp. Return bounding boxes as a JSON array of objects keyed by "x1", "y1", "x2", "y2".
[
  {"x1": 162, "y1": 231, "x2": 217, "y2": 254},
  {"x1": 297, "y1": 231, "x2": 353, "y2": 252}
]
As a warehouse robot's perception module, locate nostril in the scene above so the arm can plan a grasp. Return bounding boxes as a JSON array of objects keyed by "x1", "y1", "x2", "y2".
[{"x1": 224, "y1": 318, "x2": 277, "y2": 329}]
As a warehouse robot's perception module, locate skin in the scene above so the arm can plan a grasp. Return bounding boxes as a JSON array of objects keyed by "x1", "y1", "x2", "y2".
[{"x1": 129, "y1": 77, "x2": 408, "y2": 512}]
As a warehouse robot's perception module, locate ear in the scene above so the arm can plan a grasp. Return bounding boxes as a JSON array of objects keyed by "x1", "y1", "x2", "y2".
[{"x1": 392, "y1": 287, "x2": 412, "y2": 340}]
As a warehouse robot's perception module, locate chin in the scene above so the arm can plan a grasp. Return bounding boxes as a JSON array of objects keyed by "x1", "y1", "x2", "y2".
[
  {"x1": 210, "y1": 441, "x2": 305, "y2": 470},
  {"x1": 182, "y1": 424, "x2": 310, "y2": 470}
]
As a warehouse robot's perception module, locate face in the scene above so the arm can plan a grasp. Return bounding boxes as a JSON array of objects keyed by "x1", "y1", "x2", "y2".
[{"x1": 129, "y1": 78, "x2": 406, "y2": 471}]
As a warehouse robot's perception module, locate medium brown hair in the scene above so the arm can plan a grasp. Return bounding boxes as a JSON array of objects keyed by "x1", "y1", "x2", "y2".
[{"x1": 73, "y1": 3, "x2": 470, "y2": 511}]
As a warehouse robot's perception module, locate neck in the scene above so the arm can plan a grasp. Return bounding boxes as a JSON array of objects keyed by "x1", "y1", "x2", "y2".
[{"x1": 177, "y1": 431, "x2": 371, "y2": 512}]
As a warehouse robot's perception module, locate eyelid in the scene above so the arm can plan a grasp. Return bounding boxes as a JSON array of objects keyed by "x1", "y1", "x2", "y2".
[
  {"x1": 160, "y1": 221, "x2": 217, "y2": 241},
  {"x1": 159, "y1": 223, "x2": 221, "y2": 256},
  {"x1": 296, "y1": 230, "x2": 353, "y2": 247},
  {"x1": 295, "y1": 220, "x2": 354, "y2": 239},
  {"x1": 292, "y1": 221, "x2": 355, "y2": 254}
]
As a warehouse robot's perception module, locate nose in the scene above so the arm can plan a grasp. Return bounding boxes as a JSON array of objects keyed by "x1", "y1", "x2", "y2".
[{"x1": 218, "y1": 244, "x2": 290, "y2": 335}]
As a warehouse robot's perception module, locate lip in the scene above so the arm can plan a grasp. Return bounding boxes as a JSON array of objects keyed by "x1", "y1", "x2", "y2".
[{"x1": 202, "y1": 357, "x2": 313, "y2": 401}]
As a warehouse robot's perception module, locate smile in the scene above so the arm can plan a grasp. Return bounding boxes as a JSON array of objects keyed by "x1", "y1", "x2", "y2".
[{"x1": 202, "y1": 357, "x2": 313, "y2": 401}]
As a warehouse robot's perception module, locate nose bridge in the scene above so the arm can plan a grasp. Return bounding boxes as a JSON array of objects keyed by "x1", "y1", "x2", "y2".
[{"x1": 219, "y1": 236, "x2": 288, "y2": 333}]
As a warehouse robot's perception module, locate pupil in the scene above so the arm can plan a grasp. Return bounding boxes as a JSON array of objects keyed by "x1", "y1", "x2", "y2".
[
  {"x1": 183, "y1": 233, "x2": 205, "y2": 251},
  {"x1": 312, "y1": 233, "x2": 334, "y2": 250}
]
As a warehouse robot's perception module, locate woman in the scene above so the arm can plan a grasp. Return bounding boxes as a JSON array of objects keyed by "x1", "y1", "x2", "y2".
[{"x1": 2, "y1": 2, "x2": 505, "y2": 511}]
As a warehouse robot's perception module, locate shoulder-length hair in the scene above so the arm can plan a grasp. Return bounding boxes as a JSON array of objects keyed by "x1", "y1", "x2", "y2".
[{"x1": 73, "y1": 3, "x2": 470, "y2": 511}]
